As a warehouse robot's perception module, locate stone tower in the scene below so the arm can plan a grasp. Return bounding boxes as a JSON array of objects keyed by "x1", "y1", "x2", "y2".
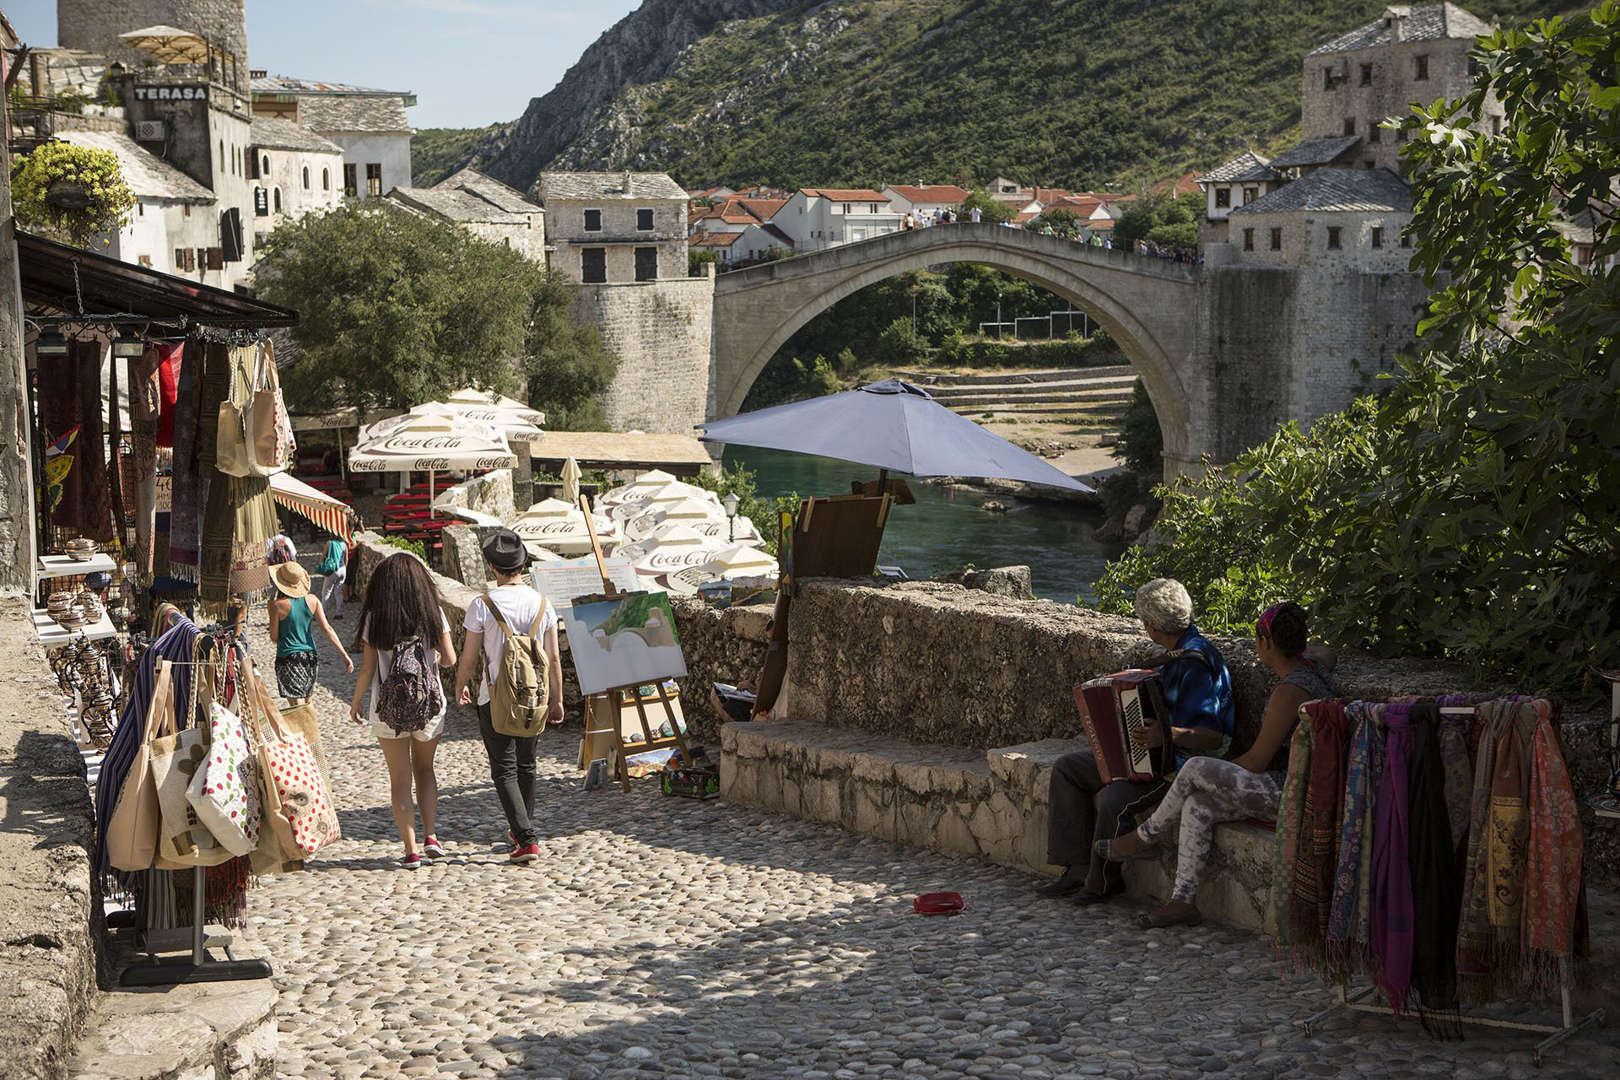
[{"x1": 57, "y1": 1, "x2": 248, "y2": 92}]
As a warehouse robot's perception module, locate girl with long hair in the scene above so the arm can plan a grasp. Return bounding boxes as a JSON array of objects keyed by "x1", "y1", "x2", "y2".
[{"x1": 349, "y1": 552, "x2": 458, "y2": 869}]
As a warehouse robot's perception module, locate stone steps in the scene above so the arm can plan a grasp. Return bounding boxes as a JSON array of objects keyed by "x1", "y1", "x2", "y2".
[
  {"x1": 926, "y1": 376, "x2": 1136, "y2": 399},
  {"x1": 895, "y1": 365, "x2": 1134, "y2": 387},
  {"x1": 721, "y1": 719, "x2": 1274, "y2": 932}
]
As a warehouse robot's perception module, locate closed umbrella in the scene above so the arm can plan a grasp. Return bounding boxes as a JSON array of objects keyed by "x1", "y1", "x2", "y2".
[
  {"x1": 561, "y1": 456, "x2": 582, "y2": 505},
  {"x1": 697, "y1": 378, "x2": 1093, "y2": 492}
]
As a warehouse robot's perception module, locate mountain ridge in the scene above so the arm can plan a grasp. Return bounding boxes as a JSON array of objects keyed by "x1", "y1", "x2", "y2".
[{"x1": 425, "y1": 0, "x2": 1569, "y2": 195}]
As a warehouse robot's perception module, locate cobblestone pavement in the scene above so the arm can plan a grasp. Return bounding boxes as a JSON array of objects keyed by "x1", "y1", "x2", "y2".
[{"x1": 248, "y1": 622, "x2": 1620, "y2": 1080}]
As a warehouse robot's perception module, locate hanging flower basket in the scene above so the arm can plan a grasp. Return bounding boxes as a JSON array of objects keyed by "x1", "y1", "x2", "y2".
[{"x1": 12, "y1": 142, "x2": 135, "y2": 247}]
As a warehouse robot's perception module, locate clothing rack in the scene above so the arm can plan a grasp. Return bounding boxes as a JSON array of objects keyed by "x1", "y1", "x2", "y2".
[
  {"x1": 115, "y1": 626, "x2": 272, "y2": 987},
  {"x1": 1292, "y1": 699, "x2": 1604, "y2": 1065}
]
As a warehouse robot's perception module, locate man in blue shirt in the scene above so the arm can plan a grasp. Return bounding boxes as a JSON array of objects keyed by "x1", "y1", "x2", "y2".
[{"x1": 1039, "y1": 578, "x2": 1235, "y2": 903}]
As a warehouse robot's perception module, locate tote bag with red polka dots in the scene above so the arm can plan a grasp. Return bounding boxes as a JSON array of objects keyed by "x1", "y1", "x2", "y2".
[{"x1": 241, "y1": 656, "x2": 340, "y2": 855}]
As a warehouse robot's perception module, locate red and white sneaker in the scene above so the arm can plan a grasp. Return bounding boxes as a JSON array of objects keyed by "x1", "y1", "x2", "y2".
[
  {"x1": 400, "y1": 852, "x2": 422, "y2": 871},
  {"x1": 423, "y1": 836, "x2": 447, "y2": 859},
  {"x1": 509, "y1": 843, "x2": 540, "y2": 865}
]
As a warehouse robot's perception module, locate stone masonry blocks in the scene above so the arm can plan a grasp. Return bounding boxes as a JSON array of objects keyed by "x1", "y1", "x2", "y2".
[{"x1": 573, "y1": 276, "x2": 715, "y2": 435}]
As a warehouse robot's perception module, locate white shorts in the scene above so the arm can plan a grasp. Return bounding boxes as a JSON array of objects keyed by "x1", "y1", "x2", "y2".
[{"x1": 372, "y1": 711, "x2": 446, "y2": 743}]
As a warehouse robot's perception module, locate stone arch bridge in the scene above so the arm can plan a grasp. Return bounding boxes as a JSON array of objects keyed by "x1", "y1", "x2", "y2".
[{"x1": 708, "y1": 223, "x2": 1428, "y2": 479}]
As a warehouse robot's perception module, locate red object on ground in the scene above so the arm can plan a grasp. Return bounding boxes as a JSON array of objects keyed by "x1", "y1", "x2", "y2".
[{"x1": 913, "y1": 892, "x2": 965, "y2": 915}]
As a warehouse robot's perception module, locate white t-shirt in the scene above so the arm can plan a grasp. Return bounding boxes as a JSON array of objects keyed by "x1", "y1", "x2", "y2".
[
  {"x1": 362, "y1": 611, "x2": 452, "y2": 723},
  {"x1": 463, "y1": 584, "x2": 557, "y2": 706}
]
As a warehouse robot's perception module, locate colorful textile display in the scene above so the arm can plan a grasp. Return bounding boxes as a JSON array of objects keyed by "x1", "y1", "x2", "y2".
[
  {"x1": 39, "y1": 338, "x2": 113, "y2": 541},
  {"x1": 199, "y1": 346, "x2": 277, "y2": 605},
  {"x1": 1270, "y1": 719, "x2": 1314, "y2": 958},
  {"x1": 1326, "y1": 701, "x2": 1382, "y2": 980},
  {"x1": 167, "y1": 341, "x2": 207, "y2": 581},
  {"x1": 1289, "y1": 699, "x2": 1350, "y2": 965}
]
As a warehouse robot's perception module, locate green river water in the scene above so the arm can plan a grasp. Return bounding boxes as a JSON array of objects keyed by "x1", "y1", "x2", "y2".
[{"x1": 722, "y1": 446, "x2": 1122, "y2": 605}]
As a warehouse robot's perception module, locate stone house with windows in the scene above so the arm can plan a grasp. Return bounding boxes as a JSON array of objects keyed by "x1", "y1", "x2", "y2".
[
  {"x1": 539, "y1": 171, "x2": 688, "y2": 283},
  {"x1": 248, "y1": 116, "x2": 343, "y2": 244},
  {"x1": 1196, "y1": 151, "x2": 1284, "y2": 244},
  {"x1": 56, "y1": 131, "x2": 224, "y2": 282},
  {"x1": 250, "y1": 75, "x2": 415, "y2": 200},
  {"x1": 386, "y1": 169, "x2": 546, "y2": 264},
  {"x1": 771, "y1": 189, "x2": 902, "y2": 252},
  {"x1": 1226, "y1": 167, "x2": 1414, "y2": 270}
]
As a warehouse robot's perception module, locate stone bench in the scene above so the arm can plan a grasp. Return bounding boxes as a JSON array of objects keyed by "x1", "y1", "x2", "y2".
[{"x1": 720, "y1": 719, "x2": 1275, "y2": 931}]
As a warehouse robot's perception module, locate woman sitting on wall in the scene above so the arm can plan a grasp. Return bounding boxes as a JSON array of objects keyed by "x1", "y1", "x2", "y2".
[{"x1": 1096, "y1": 601, "x2": 1339, "y2": 929}]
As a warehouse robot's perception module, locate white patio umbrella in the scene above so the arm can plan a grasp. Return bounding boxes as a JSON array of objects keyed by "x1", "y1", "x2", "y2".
[
  {"x1": 511, "y1": 497, "x2": 619, "y2": 555},
  {"x1": 118, "y1": 24, "x2": 212, "y2": 63},
  {"x1": 617, "y1": 522, "x2": 731, "y2": 591},
  {"x1": 607, "y1": 480, "x2": 722, "y2": 522},
  {"x1": 621, "y1": 496, "x2": 762, "y2": 545},
  {"x1": 667, "y1": 544, "x2": 779, "y2": 593},
  {"x1": 599, "y1": 469, "x2": 678, "y2": 507},
  {"x1": 348, "y1": 405, "x2": 516, "y2": 517},
  {"x1": 415, "y1": 391, "x2": 544, "y2": 445}
]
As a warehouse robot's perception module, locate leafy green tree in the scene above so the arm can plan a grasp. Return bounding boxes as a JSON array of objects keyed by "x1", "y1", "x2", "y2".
[
  {"x1": 961, "y1": 186, "x2": 1015, "y2": 225},
  {"x1": 1094, "y1": 5, "x2": 1620, "y2": 689},
  {"x1": 688, "y1": 248, "x2": 721, "y2": 276},
  {"x1": 1112, "y1": 379, "x2": 1163, "y2": 475},
  {"x1": 259, "y1": 203, "x2": 616, "y2": 429},
  {"x1": 1033, "y1": 207, "x2": 1081, "y2": 236},
  {"x1": 874, "y1": 317, "x2": 928, "y2": 366},
  {"x1": 1145, "y1": 221, "x2": 1197, "y2": 249}
]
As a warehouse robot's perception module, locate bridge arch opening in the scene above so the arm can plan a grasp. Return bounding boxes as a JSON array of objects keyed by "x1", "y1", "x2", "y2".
[{"x1": 711, "y1": 231, "x2": 1196, "y2": 474}]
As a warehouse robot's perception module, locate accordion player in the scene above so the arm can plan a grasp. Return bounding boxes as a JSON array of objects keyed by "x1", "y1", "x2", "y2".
[{"x1": 1072, "y1": 669, "x2": 1178, "y2": 785}]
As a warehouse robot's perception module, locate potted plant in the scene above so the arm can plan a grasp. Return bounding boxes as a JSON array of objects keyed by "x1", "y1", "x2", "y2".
[{"x1": 12, "y1": 141, "x2": 136, "y2": 248}]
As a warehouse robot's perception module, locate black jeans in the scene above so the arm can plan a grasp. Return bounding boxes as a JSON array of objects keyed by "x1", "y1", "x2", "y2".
[
  {"x1": 478, "y1": 702, "x2": 539, "y2": 847},
  {"x1": 1046, "y1": 748, "x2": 1168, "y2": 893}
]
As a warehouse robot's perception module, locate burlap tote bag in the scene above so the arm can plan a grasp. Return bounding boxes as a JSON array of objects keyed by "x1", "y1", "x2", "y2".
[
  {"x1": 150, "y1": 654, "x2": 234, "y2": 869},
  {"x1": 106, "y1": 659, "x2": 171, "y2": 871}
]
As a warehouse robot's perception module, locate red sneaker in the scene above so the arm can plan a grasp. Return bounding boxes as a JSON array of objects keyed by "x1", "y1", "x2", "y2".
[
  {"x1": 400, "y1": 852, "x2": 422, "y2": 871},
  {"x1": 509, "y1": 843, "x2": 539, "y2": 865},
  {"x1": 423, "y1": 836, "x2": 447, "y2": 859}
]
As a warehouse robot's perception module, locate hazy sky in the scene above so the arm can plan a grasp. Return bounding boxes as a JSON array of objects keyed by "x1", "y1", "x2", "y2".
[{"x1": 4, "y1": 0, "x2": 643, "y2": 127}]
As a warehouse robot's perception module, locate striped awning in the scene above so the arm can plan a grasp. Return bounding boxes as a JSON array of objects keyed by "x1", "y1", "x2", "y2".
[{"x1": 268, "y1": 472, "x2": 353, "y2": 542}]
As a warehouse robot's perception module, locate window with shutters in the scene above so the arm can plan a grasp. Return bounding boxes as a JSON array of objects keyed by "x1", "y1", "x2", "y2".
[
  {"x1": 175, "y1": 248, "x2": 186, "y2": 270},
  {"x1": 636, "y1": 208, "x2": 654, "y2": 230},
  {"x1": 581, "y1": 248, "x2": 607, "y2": 283},
  {"x1": 634, "y1": 247, "x2": 657, "y2": 281},
  {"x1": 206, "y1": 247, "x2": 223, "y2": 271},
  {"x1": 584, "y1": 209, "x2": 603, "y2": 232},
  {"x1": 343, "y1": 164, "x2": 357, "y2": 197},
  {"x1": 366, "y1": 163, "x2": 382, "y2": 197}
]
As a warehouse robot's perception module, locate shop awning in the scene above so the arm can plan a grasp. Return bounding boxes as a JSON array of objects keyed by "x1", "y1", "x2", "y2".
[
  {"x1": 18, "y1": 231, "x2": 299, "y2": 328},
  {"x1": 268, "y1": 472, "x2": 353, "y2": 542}
]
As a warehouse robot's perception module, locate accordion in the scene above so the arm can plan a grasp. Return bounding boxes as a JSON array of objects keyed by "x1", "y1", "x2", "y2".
[{"x1": 1073, "y1": 669, "x2": 1176, "y2": 784}]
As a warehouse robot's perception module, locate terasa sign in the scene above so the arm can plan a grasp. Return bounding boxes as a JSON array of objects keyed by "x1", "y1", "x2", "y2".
[{"x1": 132, "y1": 85, "x2": 210, "y2": 103}]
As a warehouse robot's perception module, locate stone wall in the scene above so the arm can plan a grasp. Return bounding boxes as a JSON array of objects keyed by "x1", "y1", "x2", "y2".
[
  {"x1": 667, "y1": 597, "x2": 772, "y2": 743},
  {"x1": 572, "y1": 274, "x2": 715, "y2": 435},
  {"x1": 433, "y1": 468, "x2": 516, "y2": 522},
  {"x1": 0, "y1": 597, "x2": 98, "y2": 1078},
  {"x1": 59, "y1": 1, "x2": 250, "y2": 92}
]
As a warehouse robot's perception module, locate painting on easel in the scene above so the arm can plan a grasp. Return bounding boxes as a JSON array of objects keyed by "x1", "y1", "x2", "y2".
[{"x1": 560, "y1": 591, "x2": 687, "y2": 696}]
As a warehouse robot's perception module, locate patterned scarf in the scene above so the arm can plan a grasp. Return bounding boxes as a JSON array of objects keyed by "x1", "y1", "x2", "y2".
[
  {"x1": 1327, "y1": 702, "x2": 1379, "y2": 980},
  {"x1": 39, "y1": 339, "x2": 113, "y2": 541},
  {"x1": 1270, "y1": 720, "x2": 1314, "y2": 958},
  {"x1": 1371, "y1": 702, "x2": 1415, "y2": 1012},
  {"x1": 1435, "y1": 696, "x2": 1476, "y2": 856},
  {"x1": 166, "y1": 340, "x2": 207, "y2": 581},
  {"x1": 1289, "y1": 699, "x2": 1350, "y2": 967},
  {"x1": 1407, "y1": 703, "x2": 1462, "y2": 1027},
  {"x1": 1457, "y1": 698, "x2": 1536, "y2": 1003},
  {"x1": 1521, "y1": 711, "x2": 1583, "y2": 996}
]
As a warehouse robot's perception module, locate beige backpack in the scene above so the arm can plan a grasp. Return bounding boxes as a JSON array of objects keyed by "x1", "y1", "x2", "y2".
[{"x1": 484, "y1": 594, "x2": 551, "y2": 737}]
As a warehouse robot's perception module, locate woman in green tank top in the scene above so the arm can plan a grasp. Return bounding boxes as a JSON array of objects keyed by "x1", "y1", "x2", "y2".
[{"x1": 269, "y1": 563, "x2": 353, "y2": 705}]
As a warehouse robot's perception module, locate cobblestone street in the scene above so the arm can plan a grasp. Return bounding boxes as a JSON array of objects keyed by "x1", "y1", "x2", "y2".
[{"x1": 250, "y1": 627, "x2": 1620, "y2": 1079}]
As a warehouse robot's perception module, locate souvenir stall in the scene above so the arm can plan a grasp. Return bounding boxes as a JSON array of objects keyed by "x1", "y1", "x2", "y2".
[
  {"x1": 1276, "y1": 694, "x2": 1602, "y2": 1064},
  {"x1": 19, "y1": 232, "x2": 340, "y2": 985}
]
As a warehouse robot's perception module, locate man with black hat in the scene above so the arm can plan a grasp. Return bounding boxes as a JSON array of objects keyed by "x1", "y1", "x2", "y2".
[{"x1": 452, "y1": 528, "x2": 563, "y2": 864}]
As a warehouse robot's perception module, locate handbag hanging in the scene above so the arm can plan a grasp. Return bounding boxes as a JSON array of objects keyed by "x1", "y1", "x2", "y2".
[
  {"x1": 253, "y1": 669, "x2": 330, "y2": 789},
  {"x1": 187, "y1": 699, "x2": 261, "y2": 857},
  {"x1": 150, "y1": 650, "x2": 235, "y2": 868},
  {"x1": 214, "y1": 347, "x2": 254, "y2": 478},
  {"x1": 105, "y1": 659, "x2": 173, "y2": 871},
  {"x1": 242, "y1": 654, "x2": 339, "y2": 856}
]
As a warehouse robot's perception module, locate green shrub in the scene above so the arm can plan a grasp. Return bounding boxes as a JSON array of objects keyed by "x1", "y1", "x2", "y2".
[{"x1": 691, "y1": 463, "x2": 800, "y2": 556}]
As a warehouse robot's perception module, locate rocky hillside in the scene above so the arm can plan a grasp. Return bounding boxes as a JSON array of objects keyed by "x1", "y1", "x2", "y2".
[{"x1": 445, "y1": 0, "x2": 1568, "y2": 195}]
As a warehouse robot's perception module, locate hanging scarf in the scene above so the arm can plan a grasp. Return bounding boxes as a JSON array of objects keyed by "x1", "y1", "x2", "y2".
[
  {"x1": 1289, "y1": 699, "x2": 1350, "y2": 967},
  {"x1": 1327, "y1": 702, "x2": 1379, "y2": 981},
  {"x1": 1371, "y1": 702, "x2": 1415, "y2": 1012},
  {"x1": 153, "y1": 343, "x2": 180, "y2": 448},
  {"x1": 1521, "y1": 711, "x2": 1583, "y2": 996},
  {"x1": 1271, "y1": 719, "x2": 1314, "y2": 958},
  {"x1": 39, "y1": 339, "x2": 114, "y2": 541},
  {"x1": 128, "y1": 347, "x2": 162, "y2": 576},
  {"x1": 1406, "y1": 703, "x2": 1462, "y2": 1027},
  {"x1": 167, "y1": 341, "x2": 208, "y2": 581},
  {"x1": 1435, "y1": 695, "x2": 1476, "y2": 856}
]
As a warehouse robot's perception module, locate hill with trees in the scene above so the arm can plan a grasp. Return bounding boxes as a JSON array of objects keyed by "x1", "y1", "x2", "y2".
[{"x1": 423, "y1": 0, "x2": 1568, "y2": 195}]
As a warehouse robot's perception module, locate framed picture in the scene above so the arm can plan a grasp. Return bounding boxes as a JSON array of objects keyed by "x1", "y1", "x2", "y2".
[{"x1": 559, "y1": 591, "x2": 687, "y2": 696}]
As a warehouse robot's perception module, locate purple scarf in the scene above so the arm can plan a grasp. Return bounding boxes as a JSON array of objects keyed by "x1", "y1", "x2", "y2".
[{"x1": 1371, "y1": 702, "x2": 1415, "y2": 1011}]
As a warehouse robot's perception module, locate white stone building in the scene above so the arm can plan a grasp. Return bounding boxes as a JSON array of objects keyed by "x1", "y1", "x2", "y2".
[
  {"x1": 539, "y1": 171, "x2": 688, "y2": 284},
  {"x1": 251, "y1": 76, "x2": 415, "y2": 200},
  {"x1": 248, "y1": 116, "x2": 344, "y2": 243},
  {"x1": 771, "y1": 189, "x2": 902, "y2": 252},
  {"x1": 1195, "y1": 150, "x2": 1285, "y2": 244},
  {"x1": 882, "y1": 184, "x2": 970, "y2": 219},
  {"x1": 386, "y1": 169, "x2": 546, "y2": 265},
  {"x1": 691, "y1": 223, "x2": 792, "y2": 265},
  {"x1": 55, "y1": 131, "x2": 223, "y2": 282},
  {"x1": 1226, "y1": 167, "x2": 1413, "y2": 270}
]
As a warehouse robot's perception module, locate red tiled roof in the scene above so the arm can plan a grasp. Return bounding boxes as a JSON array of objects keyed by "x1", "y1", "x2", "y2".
[
  {"x1": 1013, "y1": 210, "x2": 1040, "y2": 223},
  {"x1": 691, "y1": 231, "x2": 744, "y2": 246},
  {"x1": 732, "y1": 196, "x2": 788, "y2": 220},
  {"x1": 1049, "y1": 195, "x2": 1106, "y2": 216},
  {"x1": 886, "y1": 184, "x2": 970, "y2": 203},
  {"x1": 803, "y1": 188, "x2": 887, "y2": 202}
]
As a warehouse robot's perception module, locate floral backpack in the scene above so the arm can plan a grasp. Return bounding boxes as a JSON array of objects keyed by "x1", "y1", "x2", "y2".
[{"x1": 377, "y1": 636, "x2": 443, "y2": 733}]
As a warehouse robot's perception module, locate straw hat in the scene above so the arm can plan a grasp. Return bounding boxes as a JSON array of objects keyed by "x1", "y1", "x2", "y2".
[{"x1": 271, "y1": 562, "x2": 311, "y2": 598}]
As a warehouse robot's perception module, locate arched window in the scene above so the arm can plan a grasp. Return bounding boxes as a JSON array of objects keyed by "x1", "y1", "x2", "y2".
[
  {"x1": 273, "y1": 187, "x2": 282, "y2": 213},
  {"x1": 302, "y1": 165, "x2": 310, "y2": 189},
  {"x1": 322, "y1": 168, "x2": 330, "y2": 191},
  {"x1": 262, "y1": 154, "x2": 270, "y2": 176}
]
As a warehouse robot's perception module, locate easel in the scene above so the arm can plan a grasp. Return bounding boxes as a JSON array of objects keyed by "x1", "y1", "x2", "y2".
[
  {"x1": 575, "y1": 495, "x2": 692, "y2": 792},
  {"x1": 1294, "y1": 701, "x2": 1604, "y2": 1065}
]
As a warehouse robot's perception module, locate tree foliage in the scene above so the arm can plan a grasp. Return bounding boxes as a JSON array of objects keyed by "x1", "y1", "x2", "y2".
[
  {"x1": 258, "y1": 203, "x2": 616, "y2": 428},
  {"x1": 960, "y1": 187, "x2": 1015, "y2": 225},
  {"x1": 1093, "y1": 4, "x2": 1620, "y2": 691}
]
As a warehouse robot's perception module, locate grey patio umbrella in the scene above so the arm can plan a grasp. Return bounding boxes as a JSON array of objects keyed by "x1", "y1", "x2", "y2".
[{"x1": 696, "y1": 379, "x2": 1094, "y2": 493}]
